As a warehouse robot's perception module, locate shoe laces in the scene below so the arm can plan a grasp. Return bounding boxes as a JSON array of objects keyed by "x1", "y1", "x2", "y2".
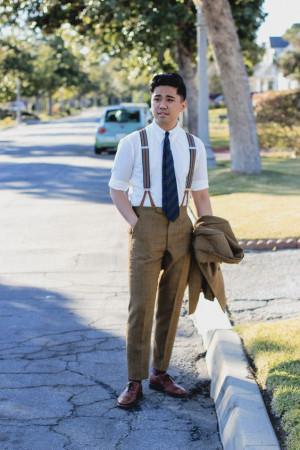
[
  {"x1": 126, "y1": 381, "x2": 140, "y2": 391},
  {"x1": 163, "y1": 373, "x2": 174, "y2": 383}
]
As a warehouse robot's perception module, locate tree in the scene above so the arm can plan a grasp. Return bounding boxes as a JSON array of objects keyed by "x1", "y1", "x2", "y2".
[
  {"x1": 279, "y1": 23, "x2": 300, "y2": 82},
  {"x1": 198, "y1": 0, "x2": 261, "y2": 173},
  {"x1": 0, "y1": 30, "x2": 94, "y2": 114},
  {"x1": 228, "y1": 0, "x2": 266, "y2": 74},
  {"x1": 1, "y1": 0, "x2": 265, "y2": 173},
  {"x1": 0, "y1": 33, "x2": 36, "y2": 102},
  {"x1": 0, "y1": 2, "x2": 265, "y2": 113},
  {"x1": 30, "y1": 35, "x2": 88, "y2": 114}
]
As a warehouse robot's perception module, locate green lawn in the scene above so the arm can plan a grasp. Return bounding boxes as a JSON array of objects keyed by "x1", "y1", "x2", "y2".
[
  {"x1": 235, "y1": 319, "x2": 300, "y2": 450},
  {"x1": 206, "y1": 107, "x2": 300, "y2": 239},
  {"x1": 0, "y1": 117, "x2": 15, "y2": 128},
  {"x1": 190, "y1": 157, "x2": 300, "y2": 239},
  {"x1": 209, "y1": 107, "x2": 229, "y2": 148}
]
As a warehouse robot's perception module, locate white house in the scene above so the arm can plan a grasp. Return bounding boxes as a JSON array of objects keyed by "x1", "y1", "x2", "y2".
[{"x1": 250, "y1": 36, "x2": 299, "y2": 92}]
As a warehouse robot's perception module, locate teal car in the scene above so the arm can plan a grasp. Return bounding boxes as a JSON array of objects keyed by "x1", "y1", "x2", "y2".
[{"x1": 94, "y1": 105, "x2": 149, "y2": 154}]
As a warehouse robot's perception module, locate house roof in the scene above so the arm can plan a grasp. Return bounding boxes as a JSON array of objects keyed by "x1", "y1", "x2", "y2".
[{"x1": 270, "y1": 36, "x2": 289, "y2": 48}]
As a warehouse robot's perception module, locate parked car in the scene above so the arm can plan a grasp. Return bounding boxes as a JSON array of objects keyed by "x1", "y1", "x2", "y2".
[
  {"x1": 94, "y1": 104, "x2": 149, "y2": 154},
  {"x1": 5, "y1": 101, "x2": 26, "y2": 111},
  {"x1": 120, "y1": 102, "x2": 152, "y2": 124},
  {"x1": 212, "y1": 95, "x2": 225, "y2": 106}
]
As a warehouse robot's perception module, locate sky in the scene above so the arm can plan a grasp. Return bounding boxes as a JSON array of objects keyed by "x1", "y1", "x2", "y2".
[{"x1": 256, "y1": 0, "x2": 300, "y2": 43}]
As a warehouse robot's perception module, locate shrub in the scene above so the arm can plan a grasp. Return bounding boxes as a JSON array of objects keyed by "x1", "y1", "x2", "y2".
[
  {"x1": 254, "y1": 90, "x2": 300, "y2": 126},
  {"x1": 0, "y1": 109, "x2": 11, "y2": 120},
  {"x1": 254, "y1": 90, "x2": 300, "y2": 153},
  {"x1": 256, "y1": 122, "x2": 300, "y2": 153}
]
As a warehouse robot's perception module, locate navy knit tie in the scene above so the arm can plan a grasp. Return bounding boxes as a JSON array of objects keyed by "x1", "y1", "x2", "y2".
[{"x1": 162, "y1": 131, "x2": 179, "y2": 221}]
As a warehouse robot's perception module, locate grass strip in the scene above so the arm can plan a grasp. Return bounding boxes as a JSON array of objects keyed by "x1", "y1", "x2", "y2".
[
  {"x1": 208, "y1": 193, "x2": 300, "y2": 239},
  {"x1": 235, "y1": 319, "x2": 300, "y2": 450},
  {"x1": 189, "y1": 157, "x2": 300, "y2": 239}
]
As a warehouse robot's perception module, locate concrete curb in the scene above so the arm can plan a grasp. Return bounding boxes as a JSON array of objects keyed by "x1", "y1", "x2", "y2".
[
  {"x1": 193, "y1": 300, "x2": 280, "y2": 449},
  {"x1": 206, "y1": 329, "x2": 280, "y2": 449},
  {"x1": 239, "y1": 237, "x2": 300, "y2": 251}
]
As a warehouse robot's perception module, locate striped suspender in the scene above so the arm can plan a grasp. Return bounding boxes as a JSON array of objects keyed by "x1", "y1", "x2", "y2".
[
  {"x1": 185, "y1": 132, "x2": 197, "y2": 189},
  {"x1": 139, "y1": 129, "x2": 197, "y2": 208},
  {"x1": 139, "y1": 129, "x2": 155, "y2": 207},
  {"x1": 140, "y1": 128, "x2": 150, "y2": 189},
  {"x1": 181, "y1": 132, "x2": 197, "y2": 206}
]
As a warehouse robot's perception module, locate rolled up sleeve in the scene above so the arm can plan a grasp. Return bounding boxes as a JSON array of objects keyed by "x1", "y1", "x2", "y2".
[
  {"x1": 191, "y1": 139, "x2": 209, "y2": 191},
  {"x1": 108, "y1": 137, "x2": 134, "y2": 191}
]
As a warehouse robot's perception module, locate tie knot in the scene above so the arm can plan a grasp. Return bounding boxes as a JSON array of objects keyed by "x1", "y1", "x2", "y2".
[{"x1": 165, "y1": 131, "x2": 170, "y2": 138}]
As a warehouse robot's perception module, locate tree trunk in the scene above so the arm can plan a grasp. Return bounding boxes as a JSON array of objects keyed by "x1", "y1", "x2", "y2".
[
  {"x1": 176, "y1": 41, "x2": 198, "y2": 136},
  {"x1": 199, "y1": 0, "x2": 261, "y2": 174},
  {"x1": 35, "y1": 96, "x2": 41, "y2": 114},
  {"x1": 48, "y1": 93, "x2": 53, "y2": 116}
]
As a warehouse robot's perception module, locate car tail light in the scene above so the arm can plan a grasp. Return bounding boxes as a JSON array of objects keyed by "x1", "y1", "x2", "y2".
[{"x1": 98, "y1": 127, "x2": 106, "y2": 134}]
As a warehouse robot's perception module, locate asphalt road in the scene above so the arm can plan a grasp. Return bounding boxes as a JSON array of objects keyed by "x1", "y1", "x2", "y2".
[
  {"x1": 0, "y1": 110, "x2": 222, "y2": 450},
  {"x1": 223, "y1": 249, "x2": 300, "y2": 325}
]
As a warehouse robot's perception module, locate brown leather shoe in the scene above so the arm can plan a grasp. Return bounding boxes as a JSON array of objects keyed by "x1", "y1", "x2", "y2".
[
  {"x1": 149, "y1": 373, "x2": 187, "y2": 397},
  {"x1": 117, "y1": 381, "x2": 143, "y2": 408}
]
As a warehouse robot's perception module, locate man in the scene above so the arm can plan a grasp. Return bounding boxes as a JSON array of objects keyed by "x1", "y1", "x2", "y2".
[{"x1": 109, "y1": 73, "x2": 212, "y2": 408}]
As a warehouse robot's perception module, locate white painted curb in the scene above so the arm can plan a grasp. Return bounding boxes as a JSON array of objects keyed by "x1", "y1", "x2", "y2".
[{"x1": 193, "y1": 296, "x2": 280, "y2": 450}]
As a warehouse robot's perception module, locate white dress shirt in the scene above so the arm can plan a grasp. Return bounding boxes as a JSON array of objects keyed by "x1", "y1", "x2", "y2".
[{"x1": 108, "y1": 120, "x2": 209, "y2": 207}]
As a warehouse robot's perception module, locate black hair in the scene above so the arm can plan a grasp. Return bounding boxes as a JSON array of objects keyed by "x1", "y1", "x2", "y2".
[{"x1": 149, "y1": 73, "x2": 187, "y2": 101}]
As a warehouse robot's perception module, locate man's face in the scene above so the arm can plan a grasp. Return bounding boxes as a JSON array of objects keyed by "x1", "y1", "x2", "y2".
[{"x1": 151, "y1": 85, "x2": 187, "y2": 131}]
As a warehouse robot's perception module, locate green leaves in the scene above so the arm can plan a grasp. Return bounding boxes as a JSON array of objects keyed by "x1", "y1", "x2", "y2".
[
  {"x1": 280, "y1": 23, "x2": 300, "y2": 81},
  {"x1": 0, "y1": 31, "x2": 92, "y2": 102},
  {"x1": 0, "y1": 0, "x2": 268, "y2": 77}
]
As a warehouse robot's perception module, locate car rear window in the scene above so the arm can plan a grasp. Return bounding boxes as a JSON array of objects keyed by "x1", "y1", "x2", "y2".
[{"x1": 105, "y1": 108, "x2": 141, "y2": 123}]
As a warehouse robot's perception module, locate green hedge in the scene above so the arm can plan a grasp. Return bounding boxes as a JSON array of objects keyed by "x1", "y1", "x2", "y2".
[{"x1": 253, "y1": 90, "x2": 300, "y2": 154}]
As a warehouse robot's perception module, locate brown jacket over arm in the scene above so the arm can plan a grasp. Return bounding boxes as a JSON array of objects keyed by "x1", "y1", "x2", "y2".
[{"x1": 188, "y1": 215, "x2": 244, "y2": 314}]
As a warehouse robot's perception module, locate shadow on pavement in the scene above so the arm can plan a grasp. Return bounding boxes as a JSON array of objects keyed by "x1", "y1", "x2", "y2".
[
  {"x1": 0, "y1": 281, "x2": 221, "y2": 449},
  {"x1": 0, "y1": 281, "x2": 125, "y2": 447},
  {"x1": 48, "y1": 116, "x2": 99, "y2": 125},
  {"x1": 0, "y1": 143, "x2": 95, "y2": 159},
  {"x1": 0, "y1": 161, "x2": 112, "y2": 203}
]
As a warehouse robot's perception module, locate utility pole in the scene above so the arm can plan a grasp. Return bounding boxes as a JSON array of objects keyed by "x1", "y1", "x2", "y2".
[{"x1": 193, "y1": 2, "x2": 216, "y2": 166}]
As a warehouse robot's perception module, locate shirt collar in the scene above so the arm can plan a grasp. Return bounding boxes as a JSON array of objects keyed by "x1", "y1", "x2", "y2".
[{"x1": 152, "y1": 119, "x2": 180, "y2": 142}]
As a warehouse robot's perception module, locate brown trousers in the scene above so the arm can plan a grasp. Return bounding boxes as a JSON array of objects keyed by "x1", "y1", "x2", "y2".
[{"x1": 127, "y1": 206, "x2": 193, "y2": 380}]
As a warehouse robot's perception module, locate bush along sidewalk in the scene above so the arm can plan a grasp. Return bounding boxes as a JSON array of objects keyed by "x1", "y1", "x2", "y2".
[
  {"x1": 253, "y1": 90, "x2": 300, "y2": 156},
  {"x1": 235, "y1": 319, "x2": 300, "y2": 450}
]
